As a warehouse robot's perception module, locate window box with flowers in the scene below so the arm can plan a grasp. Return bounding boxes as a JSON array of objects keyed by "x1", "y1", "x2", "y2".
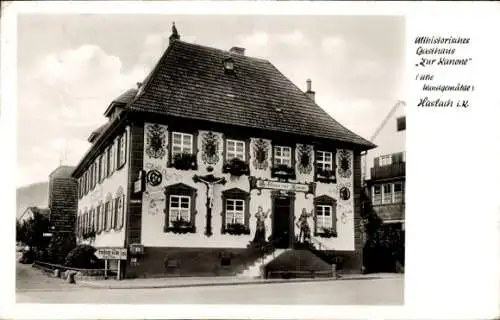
[
  {"x1": 271, "y1": 164, "x2": 296, "y2": 180},
  {"x1": 224, "y1": 222, "x2": 250, "y2": 235},
  {"x1": 82, "y1": 227, "x2": 96, "y2": 241},
  {"x1": 172, "y1": 153, "x2": 197, "y2": 171},
  {"x1": 166, "y1": 218, "x2": 196, "y2": 234},
  {"x1": 223, "y1": 158, "x2": 250, "y2": 177},
  {"x1": 316, "y1": 227, "x2": 337, "y2": 238},
  {"x1": 316, "y1": 168, "x2": 336, "y2": 183}
]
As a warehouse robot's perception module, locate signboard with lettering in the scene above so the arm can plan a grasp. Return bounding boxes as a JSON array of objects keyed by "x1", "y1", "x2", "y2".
[
  {"x1": 249, "y1": 177, "x2": 316, "y2": 197},
  {"x1": 95, "y1": 247, "x2": 128, "y2": 260}
]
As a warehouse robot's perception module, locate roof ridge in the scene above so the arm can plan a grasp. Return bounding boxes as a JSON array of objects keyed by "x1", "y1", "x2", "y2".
[{"x1": 175, "y1": 40, "x2": 272, "y2": 63}]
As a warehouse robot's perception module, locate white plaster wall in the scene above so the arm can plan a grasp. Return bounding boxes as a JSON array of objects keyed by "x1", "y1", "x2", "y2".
[
  {"x1": 76, "y1": 126, "x2": 130, "y2": 248},
  {"x1": 140, "y1": 123, "x2": 355, "y2": 250}
]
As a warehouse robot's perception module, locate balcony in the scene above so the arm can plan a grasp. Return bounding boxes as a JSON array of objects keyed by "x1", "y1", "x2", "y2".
[{"x1": 371, "y1": 162, "x2": 405, "y2": 180}]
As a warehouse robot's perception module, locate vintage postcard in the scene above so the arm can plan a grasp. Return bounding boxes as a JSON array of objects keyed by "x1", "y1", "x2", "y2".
[{"x1": 1, "y1": 1, "x2": 500, "y2": 319}]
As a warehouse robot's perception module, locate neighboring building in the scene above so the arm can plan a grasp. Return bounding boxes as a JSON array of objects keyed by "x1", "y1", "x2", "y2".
[
  {"x1": 18, "y1": 206, "x2": 50, "y2": 224},
  {"x1": 71, "y1": 25, "x2": 375, "y2": 278},
  {"x1": 48, "y1": 165, "x2": 78, "y2": 234},
  {"x1": 364, "y1": 101, "x2": 406, "y2": 229}
]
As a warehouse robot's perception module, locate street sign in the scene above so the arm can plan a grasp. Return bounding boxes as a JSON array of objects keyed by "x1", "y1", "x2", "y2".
[{"x1": 95, "y1": 247, "x2": 128, "y2": 260}]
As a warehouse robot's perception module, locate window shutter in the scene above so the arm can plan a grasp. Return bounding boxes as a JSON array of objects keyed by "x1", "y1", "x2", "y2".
[
  {"x1": 110, "y1": 199, "x2": 115, "y2": 229},
  {"x1": 332, "y1": 207, "x2": 338, "y2": 234}
]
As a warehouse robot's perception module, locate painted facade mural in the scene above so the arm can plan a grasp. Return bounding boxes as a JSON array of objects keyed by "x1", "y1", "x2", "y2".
[{"x1": 140, "y1": 122, "x2": 355, "y2": 251}]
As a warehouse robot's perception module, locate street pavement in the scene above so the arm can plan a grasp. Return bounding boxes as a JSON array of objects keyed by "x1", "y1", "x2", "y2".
[{"x1": 16, "y1": 262, "x2": 404, "y2": 305}]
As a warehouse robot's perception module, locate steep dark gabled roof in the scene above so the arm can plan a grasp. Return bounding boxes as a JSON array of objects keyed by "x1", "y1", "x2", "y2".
[
  {"x1": 129, "y1": 40, "x2": 375, "y2": 150},
  {"x1": 88, "y1": 122, "x2": 111, "y2": 143}
]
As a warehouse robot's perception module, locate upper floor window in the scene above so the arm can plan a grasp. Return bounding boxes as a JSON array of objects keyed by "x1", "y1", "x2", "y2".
[
  {"x1": 117, "y1": 133, "x2": 127, "y2": 168},
  {"x1": 109, "y1": 143, "x2": 116, "y2": 174},
  {"x1": 382, "y1": 183, "x2": 392, "y2": 204},
  {"x1": 397, "y1": 116, "x2": 406, "y2": 132},
  {"x1": 99, "y1": 155, "x2": 105, "y2": 183},
  {"x1": 226, "y1": 139, "x2": 245, "y2": 161},
  {"x1": 274, "y1": 145, "x2": 292, "y2": 167},
  {"x1": 378, "y1": 155, "x2": 392, "y2": 166},
  {"x1": 316, "y1": 151, "x2": 333, "y2": 171},
  {"x1": 172, "y1": 132, "x2": 193, "y2": 157}
]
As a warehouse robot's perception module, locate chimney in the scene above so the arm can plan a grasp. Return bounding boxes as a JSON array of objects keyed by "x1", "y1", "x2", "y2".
[
  {"x1": 229, "y1": 47, "x2": 245, "y2": 55},
  {"x1": 305, "y1": 79, "x2": 315, "y2": 102}
]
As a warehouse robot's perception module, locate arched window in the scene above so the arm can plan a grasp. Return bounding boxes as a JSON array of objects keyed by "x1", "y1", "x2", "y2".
[
  {"x1": 313, "y1": 195, "x2": 338, "y2": 237},
  {"x1": 114, "y1": 187, "x2": 125, "y2": 230},
  {"x1": 105, "y1": 193, "x2": 113, "y2": 231}
]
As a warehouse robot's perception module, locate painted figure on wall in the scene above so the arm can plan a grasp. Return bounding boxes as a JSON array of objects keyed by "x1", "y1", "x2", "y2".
[
  {"x1": 296, "y1": 208, "x2": 312, "y2": 243},
  {"x1": 252, "y1": 206, "x2": 270, "y2": 244}
]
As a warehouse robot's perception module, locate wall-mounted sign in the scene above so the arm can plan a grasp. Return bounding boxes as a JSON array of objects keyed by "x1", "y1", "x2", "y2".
[
  {"x1": 134, "y1": 170, "x2": 146, "y2": 194},
  {"x1": 95, "y1": 247, "x2": 128, "y2": 260},
  {"x1": 130, "y1": 199, "x2": 142, "y2": 204},
  {"x1": 249, "y1": 177, "x2": 316, "y2": 197}
]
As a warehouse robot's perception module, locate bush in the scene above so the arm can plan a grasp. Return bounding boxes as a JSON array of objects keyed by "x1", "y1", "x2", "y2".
[
  {"x1": 46, "y1": 233, "x2": 76, "y2": 264},
  {"x1": 64, "y1": 244, "x2": 103, "y2": 269}
]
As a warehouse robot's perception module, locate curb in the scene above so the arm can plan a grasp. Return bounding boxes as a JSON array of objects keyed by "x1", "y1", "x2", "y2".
[{"x1": 76, "y1": 275, "x2": 400, "y2": 290}]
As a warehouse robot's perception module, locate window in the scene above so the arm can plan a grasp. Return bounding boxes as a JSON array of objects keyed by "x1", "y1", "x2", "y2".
[
  {"x1": 382, "y1": 183, "x2": 392, "y2": 204},
  {"x1": 274, "y1": 145, "x2": 292, "y2": 166},
  {"x1": 96, "y1": 204, "x2": 102, "y2": 233},
  {"x1": 105, "y1": 201, "x2": 112, "y2": 231},
  {"x1": 397, "y1": 116, "x2": 406, "y2": 132},
  {"x1": 114, "y1": 194, "x2": 124, "y2": 230},
  {"x1": 225, "y1": 199, "x2": 245, "y2": 225},
  {"x1": 313, "y1": 195, "x2": 337, "y2": 237},
  {"x1": 102, "y1": 150, "x2": 108, "y2": 180},
  {"x1": 221, "y1": 188, "x2": 250, "y2": 234},
  {"x1": 172, "y1": 132, "x2": 193, "y2": 158},
  {"x1": 99, "y1": 155, "x2": 104, "y2": 182},
  {"x1": 393, "y1": 182, "x2": 404, "y2": 203},
  {"x1": 169, "y1": 195, "x2": 191, "y2": 225},
  {"x1": 316, "y1": 151, "x2": 333, "y2": 171},
  {"x1": 117, "y1": 133, "x2": 127, "y2": 168},
  {"x1": 109, "y1": 143, "x2": 116, "y2": 174},
  {"x1": 373, "y1": 185, "x2": 382, "y2": 205},
  {"x1": 226, "y1": 139, "x2": 245, "y2": 160},
  {"x1": 106, "y1": 146, "x2": 112, "y2": 176},
  {"x1": 93, "y1": 162, "x2": 98, "y2": 188},
  {"x1": 316, "y1": 205, "x2": 333, "y2": 229},
  {"x1": 164, "y1": 183, "x2": 197, "y2": 233},
  {"x1": 379, "y1": 155, "x2": 392, "y2": 166}
]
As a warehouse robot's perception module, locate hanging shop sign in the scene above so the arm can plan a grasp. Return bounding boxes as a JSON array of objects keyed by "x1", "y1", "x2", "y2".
[
  {"x1": 134, "y1": 170, "x2": 146, "y2": 194},
  {"x1": 249, "y1": 177, "x2": 316, "y2": 197},
  {"x1": 95, "y1": 247, "x2": 128, "y2": 260}
]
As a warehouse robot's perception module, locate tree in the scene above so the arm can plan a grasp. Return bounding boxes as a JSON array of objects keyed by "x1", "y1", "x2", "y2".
[
  {"x1": 21, "y1": 212, "x2": 51, "y2": 254},
  {"x1": 361, "y1": 186, "x2": 404, "y2": 273},
  {"x1": 46, "y1": 232, "x2": 76, "y2": 264}
]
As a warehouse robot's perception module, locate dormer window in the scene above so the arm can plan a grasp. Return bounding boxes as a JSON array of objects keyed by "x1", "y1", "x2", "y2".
[{"x1": 223, "y1": 57, "x2": 234, "y2": 72}]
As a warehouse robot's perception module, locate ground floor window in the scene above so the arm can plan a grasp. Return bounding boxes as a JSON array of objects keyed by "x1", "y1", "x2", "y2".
[
  {"x1": 221, "y1": 188, "x2": 250, "y2": 235},
  {"x1": 315, "y1": 205, "x2": 333, "y2": 229},
  {"x1": 225, "y1": 199, "x2": 245, "y2": 224},
  {"x1": 164, "y1": 183, "x2": 197, "y2": 233},
  {"x1": 313, "y1": 195, "x2": 337, "y2": 237}
]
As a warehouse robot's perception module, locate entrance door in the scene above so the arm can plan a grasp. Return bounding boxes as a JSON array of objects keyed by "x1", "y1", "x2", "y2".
[{"x1": 273, "y1": 197, "x2": 292, "y2": 248}]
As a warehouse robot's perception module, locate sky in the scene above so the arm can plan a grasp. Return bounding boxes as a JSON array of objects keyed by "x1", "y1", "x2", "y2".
[{"x1": 17, "y1": 14, "x2": 405, "y2": 187}]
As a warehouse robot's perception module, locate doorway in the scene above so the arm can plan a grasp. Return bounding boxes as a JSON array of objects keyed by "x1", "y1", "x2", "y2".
[{"x1": 272, "y1": 195, "x2": 293, "y2": 248}]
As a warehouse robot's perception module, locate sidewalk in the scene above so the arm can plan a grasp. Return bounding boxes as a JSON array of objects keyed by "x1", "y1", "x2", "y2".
[{"x1": 77, "y1": 273, "x2": 403, "y2": 290}]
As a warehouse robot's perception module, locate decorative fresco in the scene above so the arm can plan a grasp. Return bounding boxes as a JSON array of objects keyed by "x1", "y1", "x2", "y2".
[
  {"x1": 201, "y1": 131, "x2": 220, "y2": 165},
  {"x1": 252, "y1": 138, "x2": 270, "y2": 170},
  {"x1": 297, "y1": 144, "x2": 313, "y2": 174},
  {"x1": 145, "y1": 123, "x2": 167, "y2": 159},
  {"x1": 337, "y1": 149, "x2": 352, "y2": 179}
]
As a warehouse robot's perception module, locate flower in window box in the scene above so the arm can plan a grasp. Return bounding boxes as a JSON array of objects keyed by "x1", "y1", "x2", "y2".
[
  {"x1": 172, "y1": 153, "x2": 197, "y2": 170},
  {"x1": 224, "y1": 223, "x2": 250, "y2": 235},
  {"x1": 316, "y1": 168, "x2": 336, "y2": 182},
  {"x1": 82, "y1": 228, "x2": 96, "y2": 241},
  {"x1": 271, "y1": 164, "x2": 296, "y2": 179},
  {"x1": 317, "y1": 227, "x2": 337, "y2": 238},
  {"x1": 223, "y1": 158, "x2": 250, "y2": 177},
  {"x1": 166, "y1": 218, "x2": 196, "y2": 234}
]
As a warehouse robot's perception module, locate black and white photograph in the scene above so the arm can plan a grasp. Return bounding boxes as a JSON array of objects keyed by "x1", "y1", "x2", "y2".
[
  {"x1": 14, "y1": 13, "x2": 405, "y2": 305},
  {"x1": 3, "y1": 1, "x2": 500, "y2": 319}
]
